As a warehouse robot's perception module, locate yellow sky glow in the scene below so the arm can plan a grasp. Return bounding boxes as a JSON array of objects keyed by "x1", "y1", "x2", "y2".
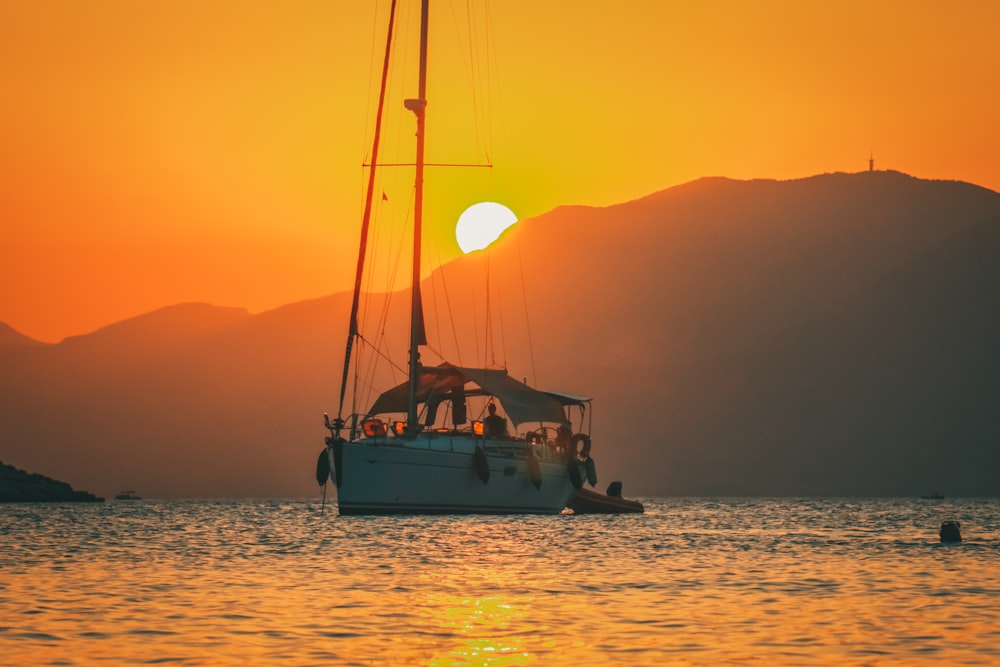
[{"x1": 2, "y1": 0, "x2": 998, "y2": 341}]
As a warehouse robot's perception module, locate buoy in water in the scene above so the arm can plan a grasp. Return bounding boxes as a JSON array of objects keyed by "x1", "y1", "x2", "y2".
[{"x1": 940, "y1": 520, "x2": 962, "y2": 543}]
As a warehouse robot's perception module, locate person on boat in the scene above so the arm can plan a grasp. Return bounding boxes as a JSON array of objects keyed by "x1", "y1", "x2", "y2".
[
  {"x1": 483, "y1": 403, "x2": 508, "y2": 439},
  {"x1": 555, "y1": 423, "x2": 573, "y2": 458}
]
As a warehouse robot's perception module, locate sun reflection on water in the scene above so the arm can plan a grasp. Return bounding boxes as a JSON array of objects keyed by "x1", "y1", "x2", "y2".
[
  {"x1": 422, "y1": 593, "x2": 528, "y2": 666},
  {"x1": 414, "y1": 520, "x2": 538, "y2": 666}
]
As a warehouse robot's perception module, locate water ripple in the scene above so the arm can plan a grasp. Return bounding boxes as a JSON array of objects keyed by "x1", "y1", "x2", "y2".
[{"x1": 1, "y1": 498, "x2": 998, "y2": 665}]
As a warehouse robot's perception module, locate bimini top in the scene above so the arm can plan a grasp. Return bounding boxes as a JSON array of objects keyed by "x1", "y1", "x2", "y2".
[{"x1": 367, "y1": 362, "x2": 588, "y2": 427}]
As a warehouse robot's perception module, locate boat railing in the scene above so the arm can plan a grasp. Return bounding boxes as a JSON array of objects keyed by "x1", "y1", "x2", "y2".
[{"x1": 354, "y1": 416, "x2": 577, "y2": 463}]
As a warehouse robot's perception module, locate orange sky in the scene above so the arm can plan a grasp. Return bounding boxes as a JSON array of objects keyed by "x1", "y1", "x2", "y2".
[{"x1": 2, "y1": 0, "x2": 998, "y2": 343}]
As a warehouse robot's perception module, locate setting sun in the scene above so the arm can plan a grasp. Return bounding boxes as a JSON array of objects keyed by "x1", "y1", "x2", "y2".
[{"x1": 455, "y1": 202, "x2": 518, "y2": 254}]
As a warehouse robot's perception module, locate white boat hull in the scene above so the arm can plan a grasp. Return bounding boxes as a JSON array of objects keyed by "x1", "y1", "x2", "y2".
[{"x1": 329, "y1": 436, "x2": 577, "y2": 514}]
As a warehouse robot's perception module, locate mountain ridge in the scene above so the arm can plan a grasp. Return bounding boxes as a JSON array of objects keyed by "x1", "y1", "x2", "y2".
[
  {"x1": 2, "y1": 171, "x2": 998, "y2": 498},
  {"x1": 0, "y1": 322, "x2": 49, "y2": 347},
  {"x1": 4, "y1": 171, "x2": 997, "y2": 346}
]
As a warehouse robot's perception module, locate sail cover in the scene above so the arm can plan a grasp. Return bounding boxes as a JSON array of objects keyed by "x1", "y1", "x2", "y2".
[{"x1": 367, "y1": 363, "x2": 582, "y2": 426}]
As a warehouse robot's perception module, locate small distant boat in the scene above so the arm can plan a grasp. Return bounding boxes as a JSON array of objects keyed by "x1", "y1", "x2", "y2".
[
  {"x1": 568, "y1": 482, "x2": 644, "y2": 514},
  {"x1": 115, "y1": 490, "x2": 141, "y2": 501},
  {"x1": 920, "y1": 493, "x2": 945, "y2": 500}
]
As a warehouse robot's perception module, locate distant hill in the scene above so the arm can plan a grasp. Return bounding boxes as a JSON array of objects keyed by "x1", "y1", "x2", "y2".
[
  {"x1": 60, "y1": 302, "x2": 251, "y2": 350},
  {"x1": 0, "y1": 322, "x2": 46, "y2": 347},
  {"x1": 0, "y1": 459, "x2": 103, "y2": 502},
  {"x1": 1, "y1": 171, "x2": 998, "y2": 498}
]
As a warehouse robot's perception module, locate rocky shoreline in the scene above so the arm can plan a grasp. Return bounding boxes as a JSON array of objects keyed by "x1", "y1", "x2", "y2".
[{"x1": 0, "y1": 460, "x2": 104, "y2": 502}]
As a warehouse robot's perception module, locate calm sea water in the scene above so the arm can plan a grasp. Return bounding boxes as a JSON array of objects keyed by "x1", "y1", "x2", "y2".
[{"x1": 2, "y1": 498, "x2": 998, "y2": 666}]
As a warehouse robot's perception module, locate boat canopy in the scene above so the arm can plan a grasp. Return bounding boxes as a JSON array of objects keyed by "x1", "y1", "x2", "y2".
[{"x1": 367, "y1": 363, "x2": 587, "y2": 427}]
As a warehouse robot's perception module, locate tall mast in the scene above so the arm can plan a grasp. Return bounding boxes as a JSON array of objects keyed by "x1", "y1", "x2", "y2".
[
  {"x1": 404, "y1": 0, "x2": 430, "y2": 431},
  {"x1": 336, "y1": 0, "x2": 399, "y2": 434}
]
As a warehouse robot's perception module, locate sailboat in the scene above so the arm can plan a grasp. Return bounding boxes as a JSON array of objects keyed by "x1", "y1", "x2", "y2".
[{"x1": 316, "y1": 0, "x2": 597, "y2": 514}]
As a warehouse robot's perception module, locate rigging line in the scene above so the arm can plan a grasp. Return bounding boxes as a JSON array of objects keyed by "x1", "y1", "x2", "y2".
[
  {"x1": 482, "y1": 254, "x2": 489, "y2": 366},
  {"x1": 421, "y1": 341, "x2": 449, "y2": 365},
  {"x1": 363, "y1": 162, "x2": 493, "y2": 168},
  {"x1": 355, "y1": 174, "x2": 411, "y2": 414},
  {"x1": 484, "y1": 0, "x2": 505, "y2": 172},
  {"x1": 350, "y1": 337, "x2": 363, "y2": 434},
  {"x1": 353, "y1": 338, "x2": 407, "y2": 427},
  {"x1": 364, "y1": 144, "x2": 417, "y2": 371},
  {"x1": 357, "y1": 171, "x2": 386, "y2": 364},
  {"x1": 428, "y1": 237, "x2": 463, "y2": 366},
  {"x1": 484, "y1": 254, "x2": 496, "y2": 367},
  {"x1": 469, "y1": 269, "x2": 482, "y2": 366},
  {"x1": 465, "y1": 0, "x2": 483, "y2": 156},
  {"x1": 355, "y1": 335, "x2": 374, "y2": 424},
  {"x1": 350, "y1": 342, "x2": 402, "y2": 423},
  {"x1": 356, "y1": 195, "x2": 385, "y2": 408},
  {"x1": 358, "y1": 333, "x2": 407, "y2": 376},
  {"x1": 359, "y1": 320, "x2": 408, "y2": 418},
  {"x1": 338, "y1": 0, "x2": 399, "y2": 426},
  {"x1": 361, "y1": 1, "x2": 380, "y2": 162},
  {"x1": 497, "y1": 256, "x2": 508, "y2": 370},
  {"x1": 441, "y1": 260, "x2": 464, "y2": 366},
  {"x1": 482, "y1": 0, "x2": 494, "y2": 157},
  {"x1": 444, "y1": 0, "x2": 482, "y2": 160},
  {"x1": 515, "y1": 233, "x2": 539, "y2": 386},
  {"x1": 427, "y1": 248, "x2": 443, "y2": 360},
  {"x1": 363, "y1": 184, "x2": 416, "y2": 407},
  {"x1": 380, "y1": 0, "x2": 413, "y2": 208}
]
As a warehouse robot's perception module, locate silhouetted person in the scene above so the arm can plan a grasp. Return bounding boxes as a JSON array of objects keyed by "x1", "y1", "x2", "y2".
[
  {"x1": 555, "y1": 423, "x2": 572, "y2": 458},
  {"x1": 483, "y1": 403, "x2": 508, "y2": 438}
]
